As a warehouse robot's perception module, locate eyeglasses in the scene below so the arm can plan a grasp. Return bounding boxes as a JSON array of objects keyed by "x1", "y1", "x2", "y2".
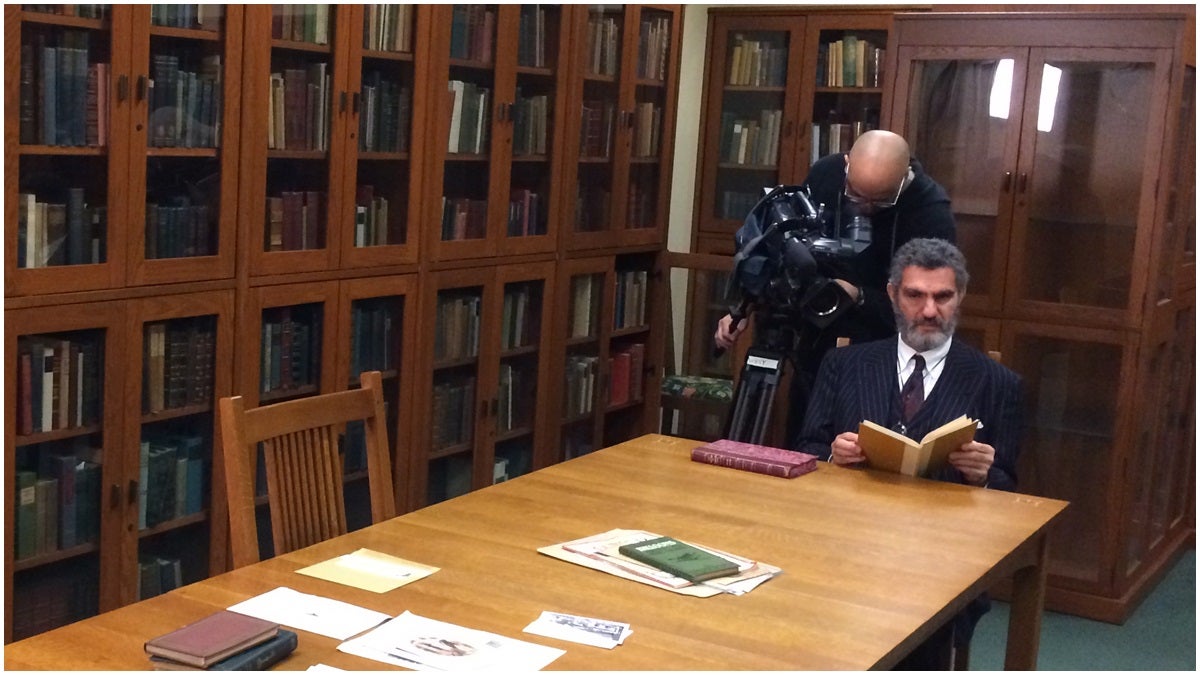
[{"x1": 844, "y1": 167, "x2": 911, "y2": 209}]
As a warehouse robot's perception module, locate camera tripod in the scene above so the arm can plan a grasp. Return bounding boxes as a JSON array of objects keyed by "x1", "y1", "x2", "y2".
[{"x1": 723, "y1": 317, "x2": 799, "y2": 446}]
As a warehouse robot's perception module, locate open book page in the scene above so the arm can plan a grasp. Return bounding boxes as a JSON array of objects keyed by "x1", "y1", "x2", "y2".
[
  {"x1": 857, "y1": 420, "x2": 919, "y2": 474},
  {"x1": 916, "y1": 416, "x2": 979, "y2": 475},
  {"x1": 857, "y1": 416, "x2": 978, "y2": 477}
]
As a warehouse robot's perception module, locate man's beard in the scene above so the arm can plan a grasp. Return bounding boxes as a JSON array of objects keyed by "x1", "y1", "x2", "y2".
[{"x1": 894, "y1": 308, "x2": 957, "y2": 351}]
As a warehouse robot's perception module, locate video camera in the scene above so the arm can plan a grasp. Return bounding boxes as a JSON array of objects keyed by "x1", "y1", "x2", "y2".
[{"x1": 727, "y1": 185, "x2": 872, "y2": 331}]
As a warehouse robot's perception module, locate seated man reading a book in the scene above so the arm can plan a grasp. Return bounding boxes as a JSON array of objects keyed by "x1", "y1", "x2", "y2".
[{"x1": 795, "y1": 237, "x2": 1022, "y2": 669}]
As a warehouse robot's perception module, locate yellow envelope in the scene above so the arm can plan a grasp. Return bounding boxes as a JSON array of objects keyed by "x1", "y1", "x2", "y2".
[{"x1": 296, "y1": 548, "x2": 439, "y2": 593}]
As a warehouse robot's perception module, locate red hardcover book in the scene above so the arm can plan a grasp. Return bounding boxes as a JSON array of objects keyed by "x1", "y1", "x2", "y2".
[
  {"x1": 18, "y1": 351, "x2": 33, "y2": 435},
  {"x1": 690, "y1": 439, "x2": 818, "y2": 479},
  {"x1": 609, "y1": 350, "x2": 631, "y2": 406},
  {"x1": 144, "y1": 610, "x2": 278, "y2": 668}
]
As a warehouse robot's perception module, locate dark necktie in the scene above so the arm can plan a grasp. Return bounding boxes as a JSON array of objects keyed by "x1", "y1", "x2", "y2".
[{"x1": 900, "y1": 354, "x2": 925, "y2": 425}]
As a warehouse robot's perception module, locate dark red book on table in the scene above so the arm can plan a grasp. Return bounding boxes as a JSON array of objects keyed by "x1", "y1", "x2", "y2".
[
  {"x1": 690, "y1": 439, "x2": 818, "y2": 479},
  {"x1": 144, "y1": 610, "x2": 278, "y2": 668}
]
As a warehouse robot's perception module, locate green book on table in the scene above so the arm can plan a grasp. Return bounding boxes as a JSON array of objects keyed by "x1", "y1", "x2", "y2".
[{"x1": 617, "y1": 536, "x2": 740, "y2": 583}]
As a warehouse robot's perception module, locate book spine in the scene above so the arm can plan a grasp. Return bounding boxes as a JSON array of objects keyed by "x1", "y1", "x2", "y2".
[
  {"x1": 690, "y1": 447, "x2": 794, "y2": 478},
  {"x1": 204, "y1": 627, "x2": 298, "y2": 670}
]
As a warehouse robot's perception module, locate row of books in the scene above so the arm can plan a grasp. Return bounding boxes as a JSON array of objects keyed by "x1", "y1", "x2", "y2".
[
  {"x1": 614, "y1": 270, "x2": 649, "y2": 330},
  {"x1": 500, "y1": 285, "x2": 540, "y2": 351},
  {"x1": 354, "y1": 193, "x2": 396, "y2": 248},
  {"x1": 579, "y1": 99, "x2": 616, "y2": 158},
  {"x1": 359, "y1": 73, "x2": 412, "y2": 153},
  {"x1": 19, "y1": 33, "x2": 108, "y2": 147},
  {"x1": 720, "y1": 109, "x2": 783, "y2": 167},
  {"x1": 14, "y1": 452, "x2": 102, "y2": 560},
  {"x1": 138, "y1": 555, "x2": 184, "y2": 601},
  {"x1": 430, "y1": 377, "x2": 476, "y2": 450},
  {"x1": 512, "y1": 91, "x2": 550, "y2": 157},
  {"x1": 816, "y1": 36, "x2": 885, "y2": 88},
  {"x1": 719, "y1": 190, "x2": 761, "y2": 220},
  {"x1": 349, "y1": 300, "x2": 397, "y2": 377},
  {"x1": 632, "y1": 101, "x2": 662, "y2": 158},
  {"x1": 563, "y1": 355, "x2": 599, "y2": 417},
  {"x1": 16, "y1": 335, "x2": 102, "y2": 436},
  {"x1": 24, "y1": 5, "x2": 107, "y2": 18},
  {"x1": 138, "y1": 432, "x2": 207, "y2": 530},
  {"x1": 449, "y1": 5, "x2": 496, "y2": 63},
  {"x1": 17, "y1": 190, "x2": 106, "y2": 269},
  {"x1": 517, "y1": 6, "x2": 549, "y2": 69},
  {"x1": 148, "y1": 53, "x2": 223, "y2": 149},
  {"x1": 441, "y1": 197, "x2": 487, "y2": 242},
  {"x1": 811, "y1": 120, "x2": 874, "y2": 162},
  {"x1": 508, "y1": 188, "x2": 545, "y2": 238},
  {"x1": 145, "y1": 200, "x2": 214, "y2": 259},
  {"x1": 563, "y1": 427, "x2": 595, "y2": 460},
  {"x1": 575, "y1": 184, "x2": 611, "y2": 233},
  {"x1": 10, "y1": 559, "x2": 98, "y2": 642},
  {"x1": 150, "y1": 4, "x2": 222, "y2": 30},
  {"x1": 609, "y1": 343, "x2": 646, "y2": 407},
  {"x1": 271, "y1": 4, "x2": 330, "y2": 45},
  {"x1": 447, "y1": 80, "x2": 491, "y2": 154},
  {"x1": 636, "y1": 15, "x2": 671, "y2": 81},
  {"x1": 434, "y1": 294, "x2": 482, "y2": 362},
  {"x1": 363, "y1": 4, "x2": 413, "y2": 53},
  {"x1": 727, "y1": 34, "x2": 787, "y2": 87},
  {"x1": 267, "y1": 64, "x2": 331, "y2": 152},
  {"x1": 585, "y1": 13, "x2": 621, "y2": 77},
  {"x1": 266, "y1": 190, "x2": 324, "y2": 251},
  {"x1": 142, "y1": 319, "x2": 216, "y2": 414},
  {"x1": 260, "y1": 308, "x2": 321, "y2": 394},
  {"x1": 496, "y1": 364, "x2": 531, "y2": 433}
]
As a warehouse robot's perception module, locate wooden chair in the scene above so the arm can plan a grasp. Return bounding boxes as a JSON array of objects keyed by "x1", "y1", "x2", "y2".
[{"x1": 218, "y1": 370, "x2": 397, "y2": 569}]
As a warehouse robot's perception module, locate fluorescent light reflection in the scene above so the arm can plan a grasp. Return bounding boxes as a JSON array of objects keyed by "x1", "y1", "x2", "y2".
[
  {"x1": 1038, "y1": 65, "x2": 1063, "y2": 132},
  {"x1": 989, "y1": 59, "x2": 1014, "y2": 120}
]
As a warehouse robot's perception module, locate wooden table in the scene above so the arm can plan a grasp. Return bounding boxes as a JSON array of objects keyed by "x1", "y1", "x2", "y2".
[{"x1": 4, "y1": 434, "x2": 1068, "y2": 670}]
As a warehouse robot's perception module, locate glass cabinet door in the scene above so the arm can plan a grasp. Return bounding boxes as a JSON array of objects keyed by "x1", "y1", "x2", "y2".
[
  {"x1": 698, "y1": 17, "x2": 804, "y2": 235},
  {"x1": 127, "y1": 5, "x2": 240, "y2": 286},
  {"x1": 1009, "y1": 47, "x2": 1171, "y2": 323},
  {"x1": 895, "y1": 47, "x2": 1027, "y2": 314}
]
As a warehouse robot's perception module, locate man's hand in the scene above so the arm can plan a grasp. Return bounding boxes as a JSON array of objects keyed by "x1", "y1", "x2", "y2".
[
  {"x1": 829, "y1": 431, "x2": 866, "y2": 466},
  {"x1": 948, "y1": 441, "x2": 994, "y2": 486},
  {"x1": 714, "y1": 313, "x2": 747, "y2": 351}
]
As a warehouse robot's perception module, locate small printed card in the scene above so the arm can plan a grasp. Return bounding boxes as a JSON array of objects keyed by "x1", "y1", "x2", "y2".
[
  {"x1": 523, "y1": 611, "x2": 632, "y2": 649},
  {"x1": 296, "y1": 548, "x2": 439, "y2": 593}
]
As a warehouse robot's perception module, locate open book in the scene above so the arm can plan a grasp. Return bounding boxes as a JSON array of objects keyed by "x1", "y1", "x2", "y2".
[{"x1": 857, "y1": 415, "x2": 979, "y2": 477}]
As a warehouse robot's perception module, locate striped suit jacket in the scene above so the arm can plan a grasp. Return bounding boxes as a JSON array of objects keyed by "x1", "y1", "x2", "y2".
[{"x1": 796, "y1": 336, "x2": 1023, "y2": 491}]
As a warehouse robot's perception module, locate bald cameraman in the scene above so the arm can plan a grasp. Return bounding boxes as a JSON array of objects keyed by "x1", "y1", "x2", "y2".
[{"x1": 714, "y1": 130, "x2": 956, "y2": 444}]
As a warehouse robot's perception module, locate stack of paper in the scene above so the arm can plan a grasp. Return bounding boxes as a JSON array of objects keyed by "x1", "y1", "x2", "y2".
[{"x1": 539, "y1": 528, "x2": 780, "y2": 597}]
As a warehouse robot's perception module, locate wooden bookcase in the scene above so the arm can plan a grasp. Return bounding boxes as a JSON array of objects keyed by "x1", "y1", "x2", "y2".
[
  {"x1": 887, "y1": 11, "x2": 1194, "y2": 623},
  {"x1": 4, "y1": 3, "x2": 681, "y2": 643},
  {"x1": 692, "y1": 8, "x2": 892, "y2": 240}
]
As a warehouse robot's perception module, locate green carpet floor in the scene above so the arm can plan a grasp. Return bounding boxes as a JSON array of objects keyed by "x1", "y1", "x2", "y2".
[{"x1": 970, "y1": 548, "x2": 1196, "y2": 670}]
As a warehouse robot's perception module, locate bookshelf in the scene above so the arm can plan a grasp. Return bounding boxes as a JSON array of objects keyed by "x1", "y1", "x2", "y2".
[
  {"x1": 560, "y1": 5, "x2": 680, "y2": 252},
  {"x1": 410, "y1": 262, "x2": 556, "y2": 509},
  {"x1": 552, "y1": 252, "x2": 661, "y2": 462},
  {"x1": 5, "y1": 3, "x2": 682, "y2": 643},
  {"x1": 692, "y1": 9, "x2": 891, "y2": 238}
]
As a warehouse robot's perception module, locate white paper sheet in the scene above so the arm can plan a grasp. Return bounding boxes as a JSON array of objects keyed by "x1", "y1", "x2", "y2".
[
  {"x1": 227, "y1": 586, "x2": 392, "y2": 640},
  {"x1": 338, "y1": 611, "x2": 565, "y2": 672}
]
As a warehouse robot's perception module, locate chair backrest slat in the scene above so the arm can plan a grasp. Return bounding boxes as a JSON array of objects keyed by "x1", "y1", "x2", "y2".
[{"x1": 219, "y1": 371, "x2": 396, "y2": 569}]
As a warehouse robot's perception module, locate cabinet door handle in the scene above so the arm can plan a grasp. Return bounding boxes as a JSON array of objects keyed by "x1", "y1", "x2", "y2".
[
  {"x1": 490, "y1": 398, "x2": 499, "y2": 416},
  {"x1": 783, "y1": 119, "x2": 794, "y2": 138},
  {"x1": 1017, "y1": 173, "x2": 1028, "y2": 193},
  {"x1": 480, "y1": 400, "x2": 489, "y2": 419},
  {"x1": 353, "y1": 92, "x2": 360, "y2": 115},
  {"x1": 117, "y1": 74, "x2": 128, "y2": 103},
  {"x1": 1002, "y1": 171, "x2": 1012, "y2": 193},
  {"x1": 340, "y1": 91, "x2": 347, "y2": 113},
  {"x1": 136, "y1": 75, "x2": 148, "y2": 102}
]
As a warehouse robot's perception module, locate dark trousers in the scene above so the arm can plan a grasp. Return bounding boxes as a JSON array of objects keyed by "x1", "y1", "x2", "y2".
[{"x1": 893, "y1": 619, "x2": 954, "y2": 670}]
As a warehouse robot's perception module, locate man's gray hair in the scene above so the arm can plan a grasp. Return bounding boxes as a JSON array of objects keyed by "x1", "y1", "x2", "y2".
[{"x1": 888, "y1": 238, "x2": 969, "y2": 292}]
